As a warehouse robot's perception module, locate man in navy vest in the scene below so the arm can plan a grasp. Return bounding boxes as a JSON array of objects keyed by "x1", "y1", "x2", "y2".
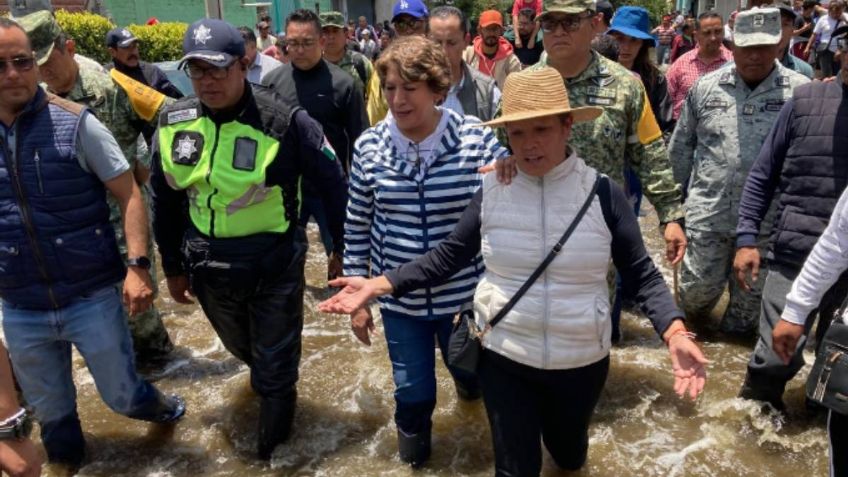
[
  {"x1": 0, "y1": 18, "x2": 185, "y2": 470},
  {"x1": 734, "y1": 29, "x2": 848, "y2": 418}
]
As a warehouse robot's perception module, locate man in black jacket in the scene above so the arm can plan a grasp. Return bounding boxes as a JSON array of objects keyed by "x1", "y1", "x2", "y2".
[
  {"x1": 733, "y1": 32, "x2": 848, "y2": 410},
  {"x1": 264, "y1": 9, "x2": 368, "y2": 273}
]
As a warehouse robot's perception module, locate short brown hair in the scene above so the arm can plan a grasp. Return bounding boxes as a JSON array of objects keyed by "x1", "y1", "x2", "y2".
[{"x1": 375, "y1": 36, "x2": 451, "y2": 99}]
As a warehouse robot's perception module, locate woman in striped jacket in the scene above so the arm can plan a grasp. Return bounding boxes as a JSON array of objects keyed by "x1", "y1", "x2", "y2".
[{"x1": 342, "y1": 36, "x2": 508, "y2": 466}]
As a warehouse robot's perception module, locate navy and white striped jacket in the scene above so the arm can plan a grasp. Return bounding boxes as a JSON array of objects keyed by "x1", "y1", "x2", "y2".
[{"x1": 343, "y1": 109, "x2": 509, "y2": 319}]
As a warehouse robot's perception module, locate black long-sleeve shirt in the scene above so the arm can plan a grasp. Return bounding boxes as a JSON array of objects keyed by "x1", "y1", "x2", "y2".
[
  {"x1": 384, "y1": 176, "x2": 683, "y2": 336},
  {"x1": 264, "y1": 59, "x2": 368, "y2": 174},
  {"x1": 150, "y1": 85, "x2": 348, "y2": 276}
]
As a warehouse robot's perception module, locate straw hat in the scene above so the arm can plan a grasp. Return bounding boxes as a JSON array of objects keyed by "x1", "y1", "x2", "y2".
[{"x1": 483, "y1": 68, "x2": 602, "y2": 128}]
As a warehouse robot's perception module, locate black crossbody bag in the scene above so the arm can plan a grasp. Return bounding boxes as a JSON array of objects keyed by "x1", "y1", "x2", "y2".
[
  {"x1": 447, "y1": 175, "x2": 601, "y2": 375},
  {"x1": 806, "y1": 294, "x2": 848, "y2": 415}
]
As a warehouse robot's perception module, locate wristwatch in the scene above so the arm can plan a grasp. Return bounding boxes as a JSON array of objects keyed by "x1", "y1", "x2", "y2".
[
  {"x1": 127, "y1": 256, "x2": 152, "y2": 270},
  {"x1": 0, "y1": 408, "x2": 32, "y2": 440}
]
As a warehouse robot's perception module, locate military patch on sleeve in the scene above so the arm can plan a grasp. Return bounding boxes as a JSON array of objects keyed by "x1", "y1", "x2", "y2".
[
  {"x1": 320, "y1": 136, "x2": 337, "y2": 162},
  {"x1": 636, "y1": 91, "x2": 662, "y2": 145},
  {"x1": 167, "y1": 108, "x2": 199, "y2": 125},
  {"x1": 233, "y1": 137, "x2": 258, "y2": 171},
  {"x1": 172, "y1": 131, "x2": 203, "y2": 166}
]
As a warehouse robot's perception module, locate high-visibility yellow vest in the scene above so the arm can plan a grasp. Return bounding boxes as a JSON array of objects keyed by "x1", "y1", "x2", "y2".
[{"x1": 157, "y1": 100, "x2": 297, "y2": 238}]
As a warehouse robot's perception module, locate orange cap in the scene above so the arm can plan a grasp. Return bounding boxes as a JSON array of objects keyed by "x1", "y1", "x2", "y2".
[{"x1": 479, "y1": 10, "x2": 504, "y2": 28}]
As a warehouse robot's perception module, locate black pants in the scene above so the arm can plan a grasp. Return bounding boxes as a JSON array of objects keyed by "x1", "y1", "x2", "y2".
[
  {"x1": 831, "y1": 410, "x2": 848, "y2": 477},
  {"x1": 744, "y1": 265, "x2": 848, "y2": 402},
  {"x1": 478, "y1": 350, "x2": 609, "y2": 477},
  {"x1": 186, "y1": 229, "x2": 307, "y2": 399}
]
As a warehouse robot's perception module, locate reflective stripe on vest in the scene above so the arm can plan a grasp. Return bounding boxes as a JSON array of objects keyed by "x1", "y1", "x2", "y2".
[{"x1": 158, "y1": 116, "x2": 295, "y2": 238}]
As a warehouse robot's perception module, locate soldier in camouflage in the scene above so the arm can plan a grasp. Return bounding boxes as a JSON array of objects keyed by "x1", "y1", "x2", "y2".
[
  {"x1": 669, "y1": 8, "x2": 809, "y2": 335},
  {"x1": 523, "y1": 0, "x2": 686, "y2": 260},
  {"x1": 320, "y1": 11, "x2": 374, "y2": 100},
  {"x1": 19, "y1": 11, "x2": 175, "y2": 364}
]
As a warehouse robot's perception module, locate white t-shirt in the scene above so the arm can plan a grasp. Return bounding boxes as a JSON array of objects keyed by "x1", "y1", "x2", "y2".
[{"x1": 814, "y1": 15, "x2": 844, "y2": 52}]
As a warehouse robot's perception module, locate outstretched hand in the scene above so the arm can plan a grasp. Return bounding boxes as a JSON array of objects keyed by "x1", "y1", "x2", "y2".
[
  {"x1": 319, "y1": 276, "x2": 373, "y2": 314},
  {"x1": 668, "y1": 335, "x2": 709, "y2": 400}
]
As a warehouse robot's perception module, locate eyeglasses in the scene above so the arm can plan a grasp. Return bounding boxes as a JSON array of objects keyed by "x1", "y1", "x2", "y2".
[
  {"x1": 0, "y1": 56, "x2": 35, "y2": 75},
  {"x1": 393, "y1": 19, "x2": 424, "y2": 33},
  {"x1": 183, "y1": 62, "x2": 233, "y2": 80},
  {"x1": 540, "y1": 13, "x2": 594, "y2": 33},
  {"x1": 285, "y1": 39, "x2": 317, "y2": 50}
]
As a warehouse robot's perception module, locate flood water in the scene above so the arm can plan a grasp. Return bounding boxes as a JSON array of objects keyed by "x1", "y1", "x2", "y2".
[{"x1": 35, "y1": 205, "x2": 830, "y2": 477}]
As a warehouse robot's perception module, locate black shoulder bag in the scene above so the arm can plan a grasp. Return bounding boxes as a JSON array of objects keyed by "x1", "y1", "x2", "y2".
[
  {"x1": 447, "y1": 175, "x2": 601, "y2": 375},
  {"x1": 806, "y1": 294, "x2": 848, "y2": 415}
]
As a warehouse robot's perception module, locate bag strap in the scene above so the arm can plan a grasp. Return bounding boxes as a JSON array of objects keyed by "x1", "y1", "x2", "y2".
[{"x1": 486, "y1": 174, "x2": 601, "y2": 330}]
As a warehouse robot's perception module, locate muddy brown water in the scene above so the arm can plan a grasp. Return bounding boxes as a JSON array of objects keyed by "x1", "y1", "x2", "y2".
[{"x1": 31, "y1": 205, "x2": 829, "y2": 477}]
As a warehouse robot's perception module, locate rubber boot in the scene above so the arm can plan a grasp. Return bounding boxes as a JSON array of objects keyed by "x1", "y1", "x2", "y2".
[
  {"x1": 454, "y1": 378, "x2": 481, "y2": 401},
  {"x1": 738, "y1": 372, "x2": 786, "y2": 412},
  {"x1": 397, "y1": 426, "x2": 431, "y2": 468},
  {"x1": 257, "y1": 393, "x2": 297, "y2": 460}
]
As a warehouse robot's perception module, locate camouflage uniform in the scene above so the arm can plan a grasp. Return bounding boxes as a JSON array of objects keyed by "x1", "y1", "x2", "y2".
[
  {"x1": 67, "y1": 65, "x2": 174, "y2": 360},
  {"x1": 669, "y1": 60, "x2": 808, "y2": 333},
  {"x1": 525, "y1": 52, "x2": 684, "y2": 224},
  {"x1": 334, "y1": 49, "x2": 373, "y2": 100}
]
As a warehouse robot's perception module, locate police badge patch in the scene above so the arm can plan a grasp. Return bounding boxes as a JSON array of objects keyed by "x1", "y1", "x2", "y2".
[{"x1": 172, "y1": 132, "x2": 204, "y2": 166}]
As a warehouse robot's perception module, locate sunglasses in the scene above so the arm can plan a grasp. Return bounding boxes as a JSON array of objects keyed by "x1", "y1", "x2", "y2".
[
  {"x1": 540, "y1": 12, "x2": 594, "y2": 33},
  {"x1": 393, "y1": 18, "x2": 424, "y2": 33},
  {"x1": 0, "y1": 56, "x2": 35, "y2": 75}
]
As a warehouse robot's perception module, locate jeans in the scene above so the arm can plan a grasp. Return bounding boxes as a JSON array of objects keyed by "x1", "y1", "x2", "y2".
[
  {"x1": 656, "y1": 43, "x2": 671, "y2": 65},
  {"x1": 741, "y1": 265, "x2": 848, "y2": 404},
  {"x1": 819, "y1": 49, "x2": 839, "y2": 77},
  {"x1": 187, "y1": 229, "x2": 307, "y2": 399},
  {"x1": 2, "y1": 285, "x2": 179, "y2": 464},
  {"x1": 298, "y1": 191, "x2": 334, "y2": 256},
  {"x1": 381, "y1": 309, "x2": 479, "y2": 435},
  {"x1": 478, "y1": 350, "x2": 609, "y2": 477}
]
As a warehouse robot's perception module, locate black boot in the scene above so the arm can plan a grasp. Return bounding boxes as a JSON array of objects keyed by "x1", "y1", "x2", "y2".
[
  {"x1": 257, "y1": 393, "x2": 297, "y2": 460},
  {"x1": 738, "y1": 372, "x2": 786, "y2": 412},
  {"x1": 397, "y1": 426, "x2": 431, "y2": 468},
  {"x1": 454, "y1": 378, "x2": 481, "y2": 401}
]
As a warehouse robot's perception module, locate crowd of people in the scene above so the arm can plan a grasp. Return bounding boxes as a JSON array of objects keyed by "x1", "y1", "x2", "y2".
[{"x1": 0, "y1": 0, "x2": 846, "y2": 475}]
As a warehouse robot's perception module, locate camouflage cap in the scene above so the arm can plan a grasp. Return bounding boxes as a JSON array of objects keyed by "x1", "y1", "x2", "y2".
[
  {"x1": 16, "y1": 10, "x2": 62, "y2": 66},
  {"x1": 733, "y1": 7, "x2": 782, "y2": 47},
  {"x1": 541, "y1": 0, "x2": 597, "y2": 17},
  {"x1": 320, "y1": 11, "x2": 346, "y2": 29}
]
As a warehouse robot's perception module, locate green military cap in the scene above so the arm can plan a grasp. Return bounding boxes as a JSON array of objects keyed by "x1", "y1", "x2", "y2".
[
  {"x1": 733, "y1": 7, "x2": 781, "y2": 47},
  {"x1": 16, "y1": 10, "x2": 63, "y2": 65},
  {"x1": 541, "y1": 0, "x2": 597, "y2": 17},
  {"x1": 320, "y1": 11, "x2": 346, "y2": 29}
]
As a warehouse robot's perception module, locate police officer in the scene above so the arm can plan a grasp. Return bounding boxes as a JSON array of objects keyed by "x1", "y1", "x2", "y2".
[
  {"x1": 149, "y1": 19, "x2": 348, "y2": 460},
  {"x1": 669, "y1": 8, "x2": 809, "y2": 335},
  {"x1": 19, "y1": 11, "x2": 176, "y2": 365}
]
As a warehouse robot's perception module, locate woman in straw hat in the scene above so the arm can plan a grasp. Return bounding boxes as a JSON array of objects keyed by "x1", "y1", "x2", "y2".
[
  {"x1": 340, "y1": 35, "x2": 509, "y2": 467},
  {"x1": 321, "y1": 67, "x2": 708, "y2": 476}
]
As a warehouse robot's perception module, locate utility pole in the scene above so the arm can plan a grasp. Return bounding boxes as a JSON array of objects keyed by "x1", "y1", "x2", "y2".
[{"x1": 205, "y1": 0, "x2": 223, "y2": 19}]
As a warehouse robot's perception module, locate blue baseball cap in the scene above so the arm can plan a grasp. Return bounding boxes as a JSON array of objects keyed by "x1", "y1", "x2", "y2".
[
  {"x1": 607, "y1": 6, "x2": 657, "y2": 47},
  {"x1": 179, "y1": 19, "x2": 246, "y2": 69},
  {"x1": 105, "y1": 27, "x2": 138, "y2": 48},
  {"x1": 392, "y1": 0, "x2": 429, "y2": 21}
]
